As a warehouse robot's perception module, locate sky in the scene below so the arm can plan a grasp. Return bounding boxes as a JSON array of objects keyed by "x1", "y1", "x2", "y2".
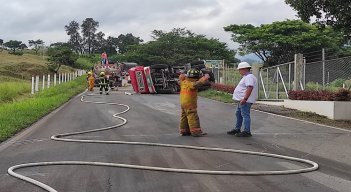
[{"x1": 0, "y1": 0, "x2": 298, "y2": 50}]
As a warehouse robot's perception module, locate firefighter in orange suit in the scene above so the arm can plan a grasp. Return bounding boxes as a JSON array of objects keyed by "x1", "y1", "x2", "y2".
[
  {"x1": 87, "y1": 71, "x2": 95, "y2": 91},
  {"x1": 179, "y1": 69, "x2": 209, "y2": 137}
]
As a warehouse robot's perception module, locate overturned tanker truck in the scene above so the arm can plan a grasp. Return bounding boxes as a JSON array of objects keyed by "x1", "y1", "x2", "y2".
[{"x1": 128, "y1": 61, "x2": 215, "y2": 94}]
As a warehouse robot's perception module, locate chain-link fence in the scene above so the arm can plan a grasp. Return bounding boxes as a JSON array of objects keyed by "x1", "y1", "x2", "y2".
[
  {"x1": 259, "y1": 54, "x2": 351, "y2": 100},
  {"x1": 304, "y1": 56, "x2": 351, "y2": 91},
  {"x1": 219, "y1": 66, "x2": 241, "y2": 86},
  {"x1": 258, "y1": 62, "x2": 294, "y2": 100}
]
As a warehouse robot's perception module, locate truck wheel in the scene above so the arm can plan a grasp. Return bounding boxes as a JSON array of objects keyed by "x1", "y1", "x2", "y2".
[
  {"x1": 192, "y1": 64, "x2": 206, "y2": 70},
  {"x1": 190, "y1": 60, "x2": 205, "y2": 67}
]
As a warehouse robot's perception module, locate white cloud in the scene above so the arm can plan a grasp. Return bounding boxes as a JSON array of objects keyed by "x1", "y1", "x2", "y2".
[{"x1": 0, "y1": 0, "x2": 297, "y2": 49}]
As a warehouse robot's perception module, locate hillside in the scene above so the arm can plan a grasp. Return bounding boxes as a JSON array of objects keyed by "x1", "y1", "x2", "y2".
[{"x1": 0, "y1": 51, "x2": 75, "y2": 81}]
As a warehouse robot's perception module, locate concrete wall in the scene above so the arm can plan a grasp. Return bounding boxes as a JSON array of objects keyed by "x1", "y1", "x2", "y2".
[{"x1": 284, "y1": 100, "x2": 351, "y2": 120}]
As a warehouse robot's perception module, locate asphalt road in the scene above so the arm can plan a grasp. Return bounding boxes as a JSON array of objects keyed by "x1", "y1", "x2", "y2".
[{"x1": 0, "y1": 89, "x2": 350, "y2": 192}]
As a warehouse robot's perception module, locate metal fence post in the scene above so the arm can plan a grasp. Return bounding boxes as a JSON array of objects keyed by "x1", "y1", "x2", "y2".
[
  {"x1": 322, "y1": 48, "x2": 325, "y2": 89},
  {"x1": 252, "y1": 64, "x2": 261, "y2": 100},
  {"x1": 288, "y1": 63, "x2": 291, "y2": 90},
  {"x1": 293, "y1": 53, "x2": 304, "y2": 90}
]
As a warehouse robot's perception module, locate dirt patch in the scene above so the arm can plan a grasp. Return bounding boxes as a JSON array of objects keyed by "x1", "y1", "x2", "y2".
[{"x1": 252, "y1": 103, "x2": 351, "y2": 130}]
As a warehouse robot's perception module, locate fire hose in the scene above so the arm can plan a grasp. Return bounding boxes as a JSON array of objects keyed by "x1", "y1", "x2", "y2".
[{"x1": 8, "y1": 94, "x2": 318, "y2": 192}]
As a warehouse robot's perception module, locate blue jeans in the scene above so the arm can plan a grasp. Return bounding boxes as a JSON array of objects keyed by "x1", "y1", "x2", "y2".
[{"x1": 235, "y1": 102, "x2": 252, "y2": 133}]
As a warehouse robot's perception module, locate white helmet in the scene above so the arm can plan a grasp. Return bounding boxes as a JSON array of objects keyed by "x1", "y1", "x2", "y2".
[{"x1": 237, "y1": 62, "x2": 251, "y2": 69}]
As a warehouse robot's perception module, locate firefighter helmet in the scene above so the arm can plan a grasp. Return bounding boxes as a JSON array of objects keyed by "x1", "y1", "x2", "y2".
[{"x1": 186, "y1": 69, "x2": 202, "y2": 79}]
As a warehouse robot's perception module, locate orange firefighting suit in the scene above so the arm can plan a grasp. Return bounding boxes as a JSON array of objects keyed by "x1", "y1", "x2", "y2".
[
  {"x1": 179, "y1": 74, "x2": 208, "y2": 135},
  {"x1": 88, "y1": 74, "x2": 95, "y2": 91}
]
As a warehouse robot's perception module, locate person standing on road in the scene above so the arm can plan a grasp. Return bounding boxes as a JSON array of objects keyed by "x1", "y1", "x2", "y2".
[
  {"x1": 179, "y1": 69, "x2": 209, "y2": 137},
  {"x1": 87, "y1": 71, "x2": 95, "y2": 91},
  {"x1": 227, "y1": 62, "x2": 257, "y2": 137},
  {"x1": 98, "y1": 72, "x2": 110, "y2": 95}
]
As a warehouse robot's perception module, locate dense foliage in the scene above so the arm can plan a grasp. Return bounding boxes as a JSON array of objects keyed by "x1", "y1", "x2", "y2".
[
  {"x1": 285, "y1": 0, "x2": 351, "y2": 39},
  {"x1": 3, "y1": 40, "x2": 27, "y2": 55},
  {"x1": 288, "y1": 89, "x2": 351, "y2": 101},
  {"x1": 47, "y1": 45, "x2": 78, "y2": 73},
  {"x1": 224, "y1": 20, "x2": 344, "y2": 66},
  {"x1": 65, "y1": 18, "x2": 142, "y2": 55},
  {"x1": 112, "y1": 28, "x2": 238, "y2": 65}
]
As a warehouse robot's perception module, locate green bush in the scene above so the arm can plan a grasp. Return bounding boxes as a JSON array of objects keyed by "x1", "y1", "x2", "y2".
[
  {"x1": 329, "y1": 78, "x2": 346, "y2": 87},
  {"x1": 8, "y1": 51, "x2": 23, "y2": 56}
]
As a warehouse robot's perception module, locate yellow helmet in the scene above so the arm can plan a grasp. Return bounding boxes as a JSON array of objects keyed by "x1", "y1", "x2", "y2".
[
  {"x1": 87, "y1": 71, "x2": 92, "y2": 75},
  {"x1": 186, "y1": 69, "x2": 201, "y2": 79},
  {"x1": 100, "y1": 72, "x2": 105, "y2": 76}
]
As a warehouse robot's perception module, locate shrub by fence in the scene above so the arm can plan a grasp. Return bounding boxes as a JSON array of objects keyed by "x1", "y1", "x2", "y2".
[
  {"x1": 288, "y1": 89, "x2": 351, "y2": 101},
  {"x1": 210, "y1": 83, "x2": 235, "y2": 93}
]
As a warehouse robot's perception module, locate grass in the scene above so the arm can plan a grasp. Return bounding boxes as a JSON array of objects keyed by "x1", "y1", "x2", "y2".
[
  {"x1": 0, "y1": 81, "x2": 31, "y2": 103},
  {"x1": 198, "y1": 89, "x2": 233, "y2": 103},
  {"x1": 0, "y1": 76, "x2": 86, "y2": 142}
]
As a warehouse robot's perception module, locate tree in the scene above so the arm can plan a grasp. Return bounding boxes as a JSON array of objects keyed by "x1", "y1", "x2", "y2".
[
  {"x1": 224, "y1": 20, "x2": 344, "y2": 66},
  {"x1": 50, "y1": 42, "x2": 71, "y2": 48},
  {"x1": 0, "y1": 39, "x2": 3, "y2": 52},
  {"x1": 105, "y1": 36, "x2": 119, "y2": 55},
  {"x1": 92, "y1": 31, "x2": 106, "y2": 53},
  {"x1": 116, "y1": 33, "x2": 143, "y2": 54},
  {"x1": 4, "y1": 40, "x2": 23, "y2": 54},
  {"x1": 47, "y1": 45, "x2": 78, "y2": 73},
  {"x1": 113, "y1": 28, "x2": 237, "y2": 65},
  {"x1": 28, "y1": 39, "x2": 44, "y2": 54},
  {"x1": 285, "y1": 0, "x2": 351, "y2": 38},
  {"x1": 81, "y1": 18, "x2": 99, "y2": 54},
  {"x1": 20, "y1": 43, "x2": 27, "y2": 50},
  {"x1": 65, "y1": 20, "x2": 83, "y2": 54}
]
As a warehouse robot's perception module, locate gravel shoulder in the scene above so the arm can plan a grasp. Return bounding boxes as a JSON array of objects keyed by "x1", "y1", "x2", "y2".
[{"x1": 252, "y1": 103, "x2": 351, "y2": 130}]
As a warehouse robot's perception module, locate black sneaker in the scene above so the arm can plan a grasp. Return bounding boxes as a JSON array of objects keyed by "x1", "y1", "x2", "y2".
[
  {"x1": 235, "y1": 131, "x2": 252, "y2": 137},
  {"x1": 227, "y1": 129, "x2": 241, "y2": 135}
]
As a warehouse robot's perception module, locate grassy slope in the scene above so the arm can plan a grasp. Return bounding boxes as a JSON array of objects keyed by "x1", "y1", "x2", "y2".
[
  {"x1": 0, "y1": 51, "x2": 75, "y2": 80},
  {"x1": 0, "y1": 51, "x2": 77, "y2": 103},
  {"x1": 0, "y1": 51, "x2": 88, "y2": 142}
]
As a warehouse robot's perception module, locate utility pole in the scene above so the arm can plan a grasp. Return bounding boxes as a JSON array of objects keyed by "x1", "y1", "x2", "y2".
[
  {"x1": 42, "y1": 42, "x2": 44, "y2": 60},
  {"x1": 322, "y1": 48, "x2": 325, "y2": 89}
]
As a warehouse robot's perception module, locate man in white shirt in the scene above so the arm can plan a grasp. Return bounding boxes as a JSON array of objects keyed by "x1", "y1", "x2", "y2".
[{"x1": 227, "y1": 62, "x2": 257, "y2": 137}]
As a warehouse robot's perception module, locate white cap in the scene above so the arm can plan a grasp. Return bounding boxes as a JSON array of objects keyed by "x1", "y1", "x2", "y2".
[{"x1": 237, "y1": 62, "x2": 251, "y2": 69}]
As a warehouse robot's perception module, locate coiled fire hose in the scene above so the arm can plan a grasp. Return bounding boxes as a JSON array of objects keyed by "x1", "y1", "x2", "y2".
[{"x1": 8, "y1": 94, "x2": 318, "y2": 192}]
